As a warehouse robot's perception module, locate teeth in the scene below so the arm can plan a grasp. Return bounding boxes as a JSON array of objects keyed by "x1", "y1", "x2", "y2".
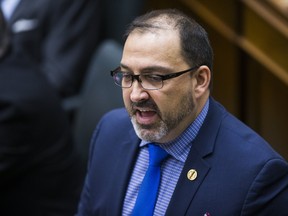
[{"x1": 139, "y1": 109, "x2": 151, "y2": 112}]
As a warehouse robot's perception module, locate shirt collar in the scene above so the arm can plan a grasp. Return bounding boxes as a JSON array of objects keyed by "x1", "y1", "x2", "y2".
[{"x1": 140, "y1": 99, "x2": 209, "y2": 162}]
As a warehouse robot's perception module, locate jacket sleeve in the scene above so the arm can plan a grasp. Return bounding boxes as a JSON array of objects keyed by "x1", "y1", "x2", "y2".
[{"x1": 241, "y1": 158, "x2": 288, "y2": 215}]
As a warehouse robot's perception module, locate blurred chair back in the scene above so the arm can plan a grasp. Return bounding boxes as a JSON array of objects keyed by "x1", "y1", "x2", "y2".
[{"x1": 73, "y1": 40, "x2": 123, "y2": 163}]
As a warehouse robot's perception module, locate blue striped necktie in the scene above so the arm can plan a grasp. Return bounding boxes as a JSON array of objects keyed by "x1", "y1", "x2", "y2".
[{"x1": 131, "y1": 144, "x2": 168, "y2": 216}]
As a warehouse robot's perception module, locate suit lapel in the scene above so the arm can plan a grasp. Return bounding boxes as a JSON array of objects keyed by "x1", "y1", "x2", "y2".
[
  {"x1": 9, "y1": 0, "x2": 44, "y2": 29},
  {"x1": 108, "y1": 127, "x2": 140, "y2": 215},
  {"x1": 166, "y1": 150, "x2": 211, "y2": 216},
  {"x1": 8, "y1": 0, "x2": 27, "y2": 24},
  {"x1": 166, "y1": 98, "x2": 224, "y2": 215}
]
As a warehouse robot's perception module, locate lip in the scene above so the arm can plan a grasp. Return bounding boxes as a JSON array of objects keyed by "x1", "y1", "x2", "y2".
[{"x1": 135, "y1": 108, "x2": 158, "y2": 125}]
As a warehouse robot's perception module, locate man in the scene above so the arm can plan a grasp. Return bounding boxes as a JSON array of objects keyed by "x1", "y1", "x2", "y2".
[
  {"x1": 0, "y1": 0, "x2": 101, "y2": 97},
  {"x1": 77, "y1": 9, "x2": 288, "y2": 215},
  {"x1": 0, "y1": 10, "x2": 84, "y2": 215}
]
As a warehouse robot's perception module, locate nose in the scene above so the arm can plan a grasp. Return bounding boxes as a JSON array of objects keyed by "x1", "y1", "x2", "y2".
[{"x1": 129, "y1": 81, "x2": 149, "y2": 102}]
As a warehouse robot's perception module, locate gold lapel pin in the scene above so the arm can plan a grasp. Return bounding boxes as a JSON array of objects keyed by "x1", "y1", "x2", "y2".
[{"x1": 187, "y1": 169, "x2": 197, "y2": 181}]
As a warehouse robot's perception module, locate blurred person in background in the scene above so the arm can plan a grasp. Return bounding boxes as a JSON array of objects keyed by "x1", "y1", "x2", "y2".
[
  {"x1": 0, "y1": 0, "x2": 101, "y2": 98},
  {"x1": 0, "y1": 9, "x2": 84, "y2": 215}
]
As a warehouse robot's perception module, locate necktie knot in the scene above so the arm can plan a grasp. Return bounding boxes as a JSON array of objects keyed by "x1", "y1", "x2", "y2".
[{"x1": 148, "y1": 144, "x2": 168, "y2": 166}]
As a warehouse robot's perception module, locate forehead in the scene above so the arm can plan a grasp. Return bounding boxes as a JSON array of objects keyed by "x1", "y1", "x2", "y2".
[{"x1": 121, "y1": 29, "x2": 185, "y2": 70}]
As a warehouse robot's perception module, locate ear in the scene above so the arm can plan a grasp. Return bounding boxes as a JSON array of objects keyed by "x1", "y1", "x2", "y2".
[{"x1": 193, "y1": 65, "x2": 211, "y2": 98}]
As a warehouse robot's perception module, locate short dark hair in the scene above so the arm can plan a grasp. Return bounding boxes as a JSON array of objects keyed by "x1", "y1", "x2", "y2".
[{"x1": 124, "y1": 9, "x2": 214, "y2": 89}]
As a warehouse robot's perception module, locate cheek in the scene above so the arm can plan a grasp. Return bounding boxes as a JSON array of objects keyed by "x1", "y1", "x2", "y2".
[
  {"x1": 159, "y1": 87, "x2": 193, "y2": 111},
  {"x1": 154, "y1": 92, "x2": 177, "y2": 113},
  {"x1": 122, "y1": 90, "x2": 130, "y2": 105}
]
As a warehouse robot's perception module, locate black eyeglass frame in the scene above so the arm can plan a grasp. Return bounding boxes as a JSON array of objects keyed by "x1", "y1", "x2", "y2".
[{"x1": 110, "y1": 65, "x2": 201, "y2": 90}]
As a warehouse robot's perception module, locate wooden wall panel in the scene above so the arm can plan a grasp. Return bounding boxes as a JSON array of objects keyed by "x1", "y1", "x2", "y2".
[
  {"x1": 245, "y1": 58, "x2": 288, "y2": 159},
  {"x1": 242, "y1": 4, "x2": 288, "y2": 77},
  {"x1": 207, "y1": 28, "x2": 241, "y2": 117},
  {"x1": 260, "y1": 71, "x2": 288, "y2": 159}
]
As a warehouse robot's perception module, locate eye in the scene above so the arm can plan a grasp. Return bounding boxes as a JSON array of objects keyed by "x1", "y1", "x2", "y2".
[
  {"x1": 143, "y1": 74, "x2": 163, "y2": 82},
  {"x1": 122, "y1": 73, "x2": 133, "y2": 81}
]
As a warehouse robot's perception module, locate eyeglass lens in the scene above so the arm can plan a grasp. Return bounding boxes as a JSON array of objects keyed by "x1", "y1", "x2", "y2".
[{"x1": 114, "y1": 73, "x2": 163, "y2": 90}]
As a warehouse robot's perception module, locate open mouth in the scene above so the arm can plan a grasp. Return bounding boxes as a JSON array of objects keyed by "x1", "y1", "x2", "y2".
[{"x1": 135, "y1": 108, "x2": 158, "y2": 125}]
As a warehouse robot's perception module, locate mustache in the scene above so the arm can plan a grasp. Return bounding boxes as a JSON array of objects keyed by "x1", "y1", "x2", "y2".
[{"x1": 130, "y1": 100, "x2": 159, "y2": 113}]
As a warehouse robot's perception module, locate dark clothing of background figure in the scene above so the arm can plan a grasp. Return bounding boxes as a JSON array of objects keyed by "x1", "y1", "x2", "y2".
[
  {"x1": 77, "y1": 98, "x2": 288, "y2": 216},
  {"x1": 7, "y1": 0, "x2": 101, "y2": 97},
  {"x1": 0, "y1": 52, "x2": 84, "y2": 215}
]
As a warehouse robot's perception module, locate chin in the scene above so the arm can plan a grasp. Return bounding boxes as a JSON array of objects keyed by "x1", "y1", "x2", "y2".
[{"x1": 131, "y1": 118, "x2": 168, "y2": 142}]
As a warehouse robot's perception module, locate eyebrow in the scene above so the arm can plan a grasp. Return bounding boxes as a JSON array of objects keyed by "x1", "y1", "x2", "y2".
[{"x1": 119, "y1": 63, "x2": 172, "y2": 74}]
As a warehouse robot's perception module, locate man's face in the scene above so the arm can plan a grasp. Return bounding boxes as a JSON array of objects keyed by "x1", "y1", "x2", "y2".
[{"x1": 121, "y1": 29, "x2": 199, "y2": 143}]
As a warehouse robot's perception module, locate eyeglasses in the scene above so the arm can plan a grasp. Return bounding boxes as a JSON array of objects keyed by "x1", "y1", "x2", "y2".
[{"x1": 110, "y1": 65, "x2": 200, "y2": 90}]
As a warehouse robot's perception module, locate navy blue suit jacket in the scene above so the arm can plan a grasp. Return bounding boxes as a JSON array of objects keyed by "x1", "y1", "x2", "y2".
[
  {"x1": 0, "y1": 53, "x2": 84, "y2": 215},
  {"x1": 7, "y1": 0, "x2": 101, "y2": 97},
  {"x1": 78, "y1": 98, "x2": 288, "y2": 215}
]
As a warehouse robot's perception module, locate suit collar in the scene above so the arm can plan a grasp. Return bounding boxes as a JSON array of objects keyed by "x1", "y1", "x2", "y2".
[
  {"x1": 166, "y1": 97, "x2": 224, "y2": 215},
  {"x1": 8, "y1": 0, "x2": 44, "y2": 24},
  {"x1": 108, "y1": 126, "x2": 140, "y2": 215},
  {"x1": 8, "y1": 0, "x2": 25, "y2": 24}
]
